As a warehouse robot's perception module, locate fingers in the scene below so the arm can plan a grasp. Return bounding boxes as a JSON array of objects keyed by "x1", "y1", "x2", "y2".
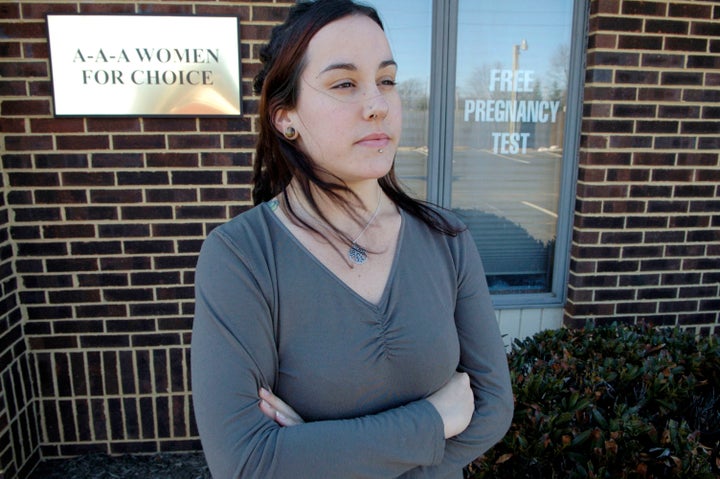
[{"x1": 258, "y1": 388, "x2": 304, "y2": 426}]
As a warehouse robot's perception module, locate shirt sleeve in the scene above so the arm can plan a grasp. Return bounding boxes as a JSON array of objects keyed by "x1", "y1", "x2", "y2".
[
  {"x1": 191, "y1": 228, "x2": 447, "y2": 479},
  {"x1": 398, "y1": 229, "x2": 514, "y2": 479}
]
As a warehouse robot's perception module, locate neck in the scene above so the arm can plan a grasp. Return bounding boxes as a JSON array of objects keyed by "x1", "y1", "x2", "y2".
[{"x1": 288, "y1": 179, "x2": 383, "y2": 222}]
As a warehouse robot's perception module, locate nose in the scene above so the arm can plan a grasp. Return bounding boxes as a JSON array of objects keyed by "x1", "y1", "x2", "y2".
[{"x1": 363, "y1": 88, "x2": 389, "y2": 121}]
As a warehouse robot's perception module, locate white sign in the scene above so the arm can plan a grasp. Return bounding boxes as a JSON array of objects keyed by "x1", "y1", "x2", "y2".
[{"x1": 47, "y1": 15, "x2": 241, "y2": 116}]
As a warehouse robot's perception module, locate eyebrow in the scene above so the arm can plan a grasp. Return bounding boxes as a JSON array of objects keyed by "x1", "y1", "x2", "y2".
[{"x1": 317, "y1": 59, "x2": 397, "y2": 76}]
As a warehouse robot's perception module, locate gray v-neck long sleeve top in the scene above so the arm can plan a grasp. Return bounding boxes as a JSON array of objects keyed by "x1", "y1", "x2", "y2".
[{"x1": 191, "y1": 202, "x2": 513, "y2": 479}]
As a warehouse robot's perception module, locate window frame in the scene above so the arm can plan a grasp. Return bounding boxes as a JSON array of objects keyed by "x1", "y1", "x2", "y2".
[{"x1": 426, "y1": 0, "x2": 588, "y2": 308}]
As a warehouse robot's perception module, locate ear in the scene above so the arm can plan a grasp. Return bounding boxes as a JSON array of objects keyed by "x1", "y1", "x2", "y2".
[{"x1": 273, "y1": 108, "x2": 295, "y2": 137}]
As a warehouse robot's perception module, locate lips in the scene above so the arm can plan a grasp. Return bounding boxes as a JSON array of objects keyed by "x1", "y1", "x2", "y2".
[{"x1": 356, "y1": 133, "x2": 390, "y2": 148}]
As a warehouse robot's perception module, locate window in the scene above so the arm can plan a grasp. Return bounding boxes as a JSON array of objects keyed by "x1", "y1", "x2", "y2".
[{"x1": 376, "y1": 0, "x2": 585, "y2": 307}]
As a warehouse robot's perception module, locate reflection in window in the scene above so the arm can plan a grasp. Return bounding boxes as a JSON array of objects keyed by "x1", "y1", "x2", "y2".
[
  {"x1": 374, "y1": 0, "x2": 432, "y2": 200},
  {"x1": 451, "y1": 0, "x2": 574, "y2": 293}
]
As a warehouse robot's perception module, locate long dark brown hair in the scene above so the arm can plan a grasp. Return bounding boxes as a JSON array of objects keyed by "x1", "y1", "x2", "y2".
[{"x1": 252, "y1": 0, "x2": 463, "y2": 240}]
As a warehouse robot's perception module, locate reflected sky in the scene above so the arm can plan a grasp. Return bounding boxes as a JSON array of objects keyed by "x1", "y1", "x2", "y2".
[{"x1": 369, "y1": 0, "x2": 573, "y2": 91}]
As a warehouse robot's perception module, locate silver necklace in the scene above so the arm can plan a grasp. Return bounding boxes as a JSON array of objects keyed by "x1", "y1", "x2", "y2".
[{"x1": 348, "y1": 189, "x2": 382, "y2": 265}]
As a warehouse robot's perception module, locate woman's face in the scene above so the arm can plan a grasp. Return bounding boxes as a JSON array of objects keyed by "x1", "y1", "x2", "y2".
[{"x1": 277, "y1": 14, "x2": 402, "y2": 187}]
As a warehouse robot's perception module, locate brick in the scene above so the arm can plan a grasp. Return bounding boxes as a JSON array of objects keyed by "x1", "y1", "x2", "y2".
[
  {"x1": 644, "y1": 19, "x2": 688, "y2": 34},
  {"x1": 658, "y1": 105, "x2": 700, "y2": 118},
  {"x1": 595, "y1": 15, "x2": 643, "y2": 32},
  {"x1": 77, "y1": 273, "x2": 128, "y2": 288},
  {"x1": 662, "y1": 272, "x2": 702, "y2": 285},
  {"x1": 659, "y1": 300, "x2": 698, "y2": 313},
  {"x1": 582, "y1": 119, "x2": 634, "y2": 133},
  {"x1": 590, "y1": 51, "x2": 641, "y2": 68},
  {"x1": 602, "y1": 200, "x2": 646, "y2": 214},
  {"x1": 168, "y1": 134, "x2": 221, "y2": 149},
  {"x1": 615, "y1": 70, "x2": 659, "y2": 85},
  {"x1": 698, "y1": 137, "x2": 720, "y2": 150},
  {"x1": 113, "y1": 134, "x2": 166, "y2": 149},
  {"x1": 681, "y1": 121, "x2": 720, "y2": 135},
  {"x1": 70, "y1": 241, "x2": 123, "y2": 256},
  {"x1": 123, "y1": 240, "x2": 174, "y2": 254},
  {"x1": 626, "y1": 215, "x2": 668, "y2": 228},
  {"x1": 684, "y1": 257, "x2": 720, "y2": 271},
  {"x1": 669, "y1": 3, "x2": 712, "y2": 19},
  {"x1": 601, "y1": 232, "x2": 644, "y2": 244},
  {"x1": 121, "y1": 206, "x2": 174, "y2": 220},
  {"x1": 618, "y1": 35, "x2": 663, "y2": 50},
  {"x1": 654, "y1": 136, "x2": 697, "y2": 149},
  {"x1": 644, "y1": 230, "x2": 685, "y2": 243},
  {"x1": 146, "y1": 189, "x2": 198, "y2": 203},
  {"x1": 34, "y1": 189, "x2": 87, "y2": 204},
  {"x1": 116, "y1": 171, "x2": 170, "y2": 185},
  {"x1": 622, "y1": 245, "x2": 663, "y2": 258},
  {"x1": 56, "y1": 135, "x2": 110, "y2": 150},
  {"x1": 65, "y1": 206, "x2": 119, "y2": 221},
  {"x1": 35, "y1": 154, "x2": 88, "y2": 169},
  {"x1": 632, "y1": 152, "x2": 676, "y2": 166},
  {"x1": 131, "y1": 271, "x2": 180, "y2": 286},
  {"x1": 636, "y1": 120, "x2": 678, "y2": 134},
  {"x1": 146, "y1": 153, "x2": 199, "y2": 168},
  {"x1": 641, "y1": 53, "x2": 685, "y2": 68},
  {"x1": 687, "y1": 229, "x2": 720, "y2": 243},
  {"x1": 86, "y1": 118, "x2": 141, "y2": 132},
  {"x1": 201, "y1": 152, "x2": 252, "y2": 167},
  {"x1": 103, "y1": 288, "x2": 153, "y2": 302},
  {"x1": 151, "y1": 223, "x2": 203, "y2": 237},
  {"x1": 652, "y1": 169, "x2": 694, "y2": 182},
  {"x1": 143, "y1": 118, "x2": 197, "y2": 132},
  {"x1": 1, "y1": 99, "x2": 50, "y2": 116},
  {"x1": 175, "y1": 205, "x2": 227, "y2": 219},
  {"x1": 28, "y1": 336, "x2": 79, "y2": 350},
  {"x1": 42, "y1": 224, "x2": 95, "y2": 239},
  {"x1": 674, "y1": 184, "x2": 715, "y2": 197},
  {"x1": 61, "y1": 172, "x2": 115, "y2": 187},
  {"x1": 171, "y1": 171, "x2": 222, "y2": 185},
  {"x1": 227, "y1": 171, "x2": 254, "y2": 185},
  {"x1": 92, "y1": 153, "x2": 144, "y2": 168},
  {"x1": 98, "y1": 224, "x2": 150, "y2": 238},
  {"x1": 702, "y1": 107, "x2": 720, "y2": 119},
  {"x1": 610, "y1": 136, "x2": 654, "y2": 148},
  {"x1": 618, "y1": 273, "x2": 660, "y2": 287},
  {"x1": 45, "y1": 258, "x2": 98, "y2": 272},
  {"x1": 4, "y1": 135, "x2": 54, "y2": 151},
  {"x1": 30, "y1": 119, "x2": 85, "y2": 134},
  {"x1": 683, "y1": 89, "x2": 720, "y2": 103},
  {"x1": 687, "y1": 55, "x2": 720, "y2": 69},
  {"x1": 199, "y1": 117, "x2": 252, "y2": 132},
  {"x1": 646, "y1": 200, "x2": 688, "y2": 214},
  {"x1": 637, "y1": 87, "x2": 681, "y2": 102},
  {"x1": 106, "y1": 319, "x2": 155, "y2": 333}
]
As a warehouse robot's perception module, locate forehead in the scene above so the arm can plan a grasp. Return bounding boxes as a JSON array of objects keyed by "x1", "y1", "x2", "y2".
[{"x1": 304, "y1": 15, "x2": 393, "y2": 73}]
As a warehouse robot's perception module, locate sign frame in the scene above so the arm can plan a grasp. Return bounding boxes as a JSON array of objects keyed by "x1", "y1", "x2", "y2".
[{"x1": 46, "y1": 14, "x2": 242, "y2": 117}]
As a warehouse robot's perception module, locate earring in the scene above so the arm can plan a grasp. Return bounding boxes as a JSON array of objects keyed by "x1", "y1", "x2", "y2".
[{"x1": 284, "y1": 126, "x2": 298, "y2": 140}]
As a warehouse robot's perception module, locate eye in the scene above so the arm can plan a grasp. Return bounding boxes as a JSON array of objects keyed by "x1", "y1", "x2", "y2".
[
  {"x1": 332, "y1": 81, "x2": 355, "y2": 90},
  {"x1": 378, "y1": 74, "x2": 397, "y2": 89}
]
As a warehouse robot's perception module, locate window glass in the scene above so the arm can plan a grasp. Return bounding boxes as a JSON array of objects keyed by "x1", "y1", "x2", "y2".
[
  {"x1": 451, "y1": 0, "x2": 574, "y2": 294},
  {"x1": 374, "y1": 0, "x2": 432, "y2": 200}
]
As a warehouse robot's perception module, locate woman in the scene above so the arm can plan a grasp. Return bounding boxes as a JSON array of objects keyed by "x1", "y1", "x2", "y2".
[{"x1": 191, "y1": 1, "x2": 513, "y2": 477}]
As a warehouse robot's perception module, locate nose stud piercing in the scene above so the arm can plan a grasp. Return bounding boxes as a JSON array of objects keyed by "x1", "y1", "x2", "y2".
[{"x1": 378, "y1": 149, "x2": 384, "y2": 153}]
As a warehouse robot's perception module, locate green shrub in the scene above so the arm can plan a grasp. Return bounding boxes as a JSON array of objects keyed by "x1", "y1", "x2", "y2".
[{"x1": 467, "y1": 322, "x2": 720, "y2": 479}]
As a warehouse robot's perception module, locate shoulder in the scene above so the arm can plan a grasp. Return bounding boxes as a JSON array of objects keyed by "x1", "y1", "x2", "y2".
[{"x1": 198, "y1": 202, "x2": 278, "y2": 270}]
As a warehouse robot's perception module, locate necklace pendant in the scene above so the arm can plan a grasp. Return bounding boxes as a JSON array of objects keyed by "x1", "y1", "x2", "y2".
[{"x1": 348, "y1": 243, "x2": 368, "y2": 265}]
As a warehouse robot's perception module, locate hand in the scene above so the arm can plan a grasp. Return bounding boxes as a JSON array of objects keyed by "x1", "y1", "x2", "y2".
[
  {"x1": 426, "y1": 371, "x2": 474, "y2": 439},
  {"x1": 259, "y1": 388, "x2": 305, "y2": 427}
]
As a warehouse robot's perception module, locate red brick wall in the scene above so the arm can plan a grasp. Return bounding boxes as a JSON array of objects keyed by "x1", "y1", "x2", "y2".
[
  {"x1": 1, "y1": 1, "x2": 292, "y2": 476},
  {"x1": 568, "y1": 0, "x2": 720, "y2": 333},
  {"x1": 1, "y1": 168, "x2": 40, "y2": 479}
]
